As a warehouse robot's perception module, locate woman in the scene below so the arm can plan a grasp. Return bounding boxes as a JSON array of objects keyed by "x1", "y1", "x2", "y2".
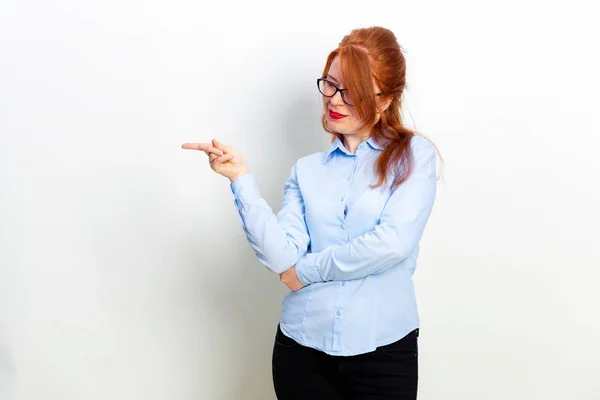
[{"x1": 183, "y1": 26, "x2": 437, "y2": 400}]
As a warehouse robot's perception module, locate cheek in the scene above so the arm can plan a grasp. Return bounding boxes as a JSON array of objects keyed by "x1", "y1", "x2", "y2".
[
  {"x1": 347, "y1": 109, "x2": 358, "y2": 120},
  {"x1": 346, "y1": 110, "x2": 360, "y2": 125},
  {"x1": 346, "y1": 114, "x2": 367, "y2": 132}
]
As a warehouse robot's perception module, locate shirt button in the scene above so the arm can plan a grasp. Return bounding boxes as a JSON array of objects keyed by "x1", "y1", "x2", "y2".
[
  {"x1": 340, "y1": 197, "x2": 345, "y2": 202},
  {"x1": 340, "y1": 224, "x2": 345, "y2": 229},
  {"x1": 347, "y1": 176, "x2": 351, "y2": 181},
  {"x1": 341, "y1": 281, "x2": 347, "y2": 286},
  {"x1": 336, "y1": 310, "x2": 342, "y2": 316}
]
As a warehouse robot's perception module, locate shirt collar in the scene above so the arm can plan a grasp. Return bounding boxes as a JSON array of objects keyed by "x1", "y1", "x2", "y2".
[{"x1": 324, "y1": 136, "x2": 383, "y2": 163}]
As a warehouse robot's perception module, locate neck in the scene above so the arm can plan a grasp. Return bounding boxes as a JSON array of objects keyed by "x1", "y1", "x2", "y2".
[{"x1": 342, "y1": 132, "x2": 371, "y2": 154}]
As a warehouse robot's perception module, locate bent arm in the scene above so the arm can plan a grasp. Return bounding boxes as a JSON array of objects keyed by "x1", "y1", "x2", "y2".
[
  {"x1": 295, "y1": 140, "x2": 436, "y2": 284},
  {"x1": 231, "y1": 164, "x2": 310, "y2": 274}
]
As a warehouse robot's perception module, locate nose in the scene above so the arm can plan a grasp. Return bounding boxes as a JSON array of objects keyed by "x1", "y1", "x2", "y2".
[{"x1": 330, "y1": 90, "x2": 345, "y2": 106}]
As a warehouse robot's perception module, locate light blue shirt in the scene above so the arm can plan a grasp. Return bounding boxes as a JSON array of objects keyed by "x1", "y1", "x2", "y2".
[{"x1": 230, "y1": 134, "x2": 437, "y2": 356}]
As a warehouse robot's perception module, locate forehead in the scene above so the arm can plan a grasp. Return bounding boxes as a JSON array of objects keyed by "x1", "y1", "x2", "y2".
[
  {"x1": 327, "y1": 56, "x2": 344, "y2": 83},
  {"x1": 327, "y1": 55, "x2": 381, "y2": 93}
]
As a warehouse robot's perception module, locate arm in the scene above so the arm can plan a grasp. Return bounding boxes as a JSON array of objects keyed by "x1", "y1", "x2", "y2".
[
  {"x1": 231, "y1": 164, "x2": 310, "y2": 274},
  {"x1": 295, "y1": 138, "x2": 437, "y2": 285}
]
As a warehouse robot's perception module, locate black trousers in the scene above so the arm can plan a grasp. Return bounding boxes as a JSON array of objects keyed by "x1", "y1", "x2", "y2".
[{"x1": 272, "y1": 325, "x2": 419, "y2": 400}]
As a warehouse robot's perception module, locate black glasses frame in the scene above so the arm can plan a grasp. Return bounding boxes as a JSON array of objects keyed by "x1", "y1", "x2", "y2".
[{"x1": 317, "y1": 77, "x2": 382, "y2": 107}]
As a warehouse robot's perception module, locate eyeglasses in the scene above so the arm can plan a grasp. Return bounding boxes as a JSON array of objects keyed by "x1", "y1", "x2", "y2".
[{"x1": 317, "y1": 78, "x2": 382, "y2": 107}]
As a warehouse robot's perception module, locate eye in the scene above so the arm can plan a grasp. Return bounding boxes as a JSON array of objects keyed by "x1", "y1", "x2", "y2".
[
  {"x1": 318, "y1": 80, "x2": 338, "y2": 97},
  {"x1": 343, "y1": 90, "x2": 354, "y2": 104}
]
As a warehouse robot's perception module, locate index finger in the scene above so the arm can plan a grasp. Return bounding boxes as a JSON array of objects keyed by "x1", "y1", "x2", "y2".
[{"x1": 181, "y1": 143, "x2": 223, "y2": 155}]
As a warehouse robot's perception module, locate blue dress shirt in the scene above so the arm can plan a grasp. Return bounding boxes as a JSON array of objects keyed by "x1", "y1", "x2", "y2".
[{"x1": 230, "y1": 134, "x2": 437, "y2": 356}]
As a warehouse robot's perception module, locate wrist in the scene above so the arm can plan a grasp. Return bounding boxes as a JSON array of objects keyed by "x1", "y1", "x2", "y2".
[
  {"x1": 229, "y1": 170, "x2": 251, "y2": 183},
  {"x1": 295, "y1": 254, "x2": 322, "y2": 286}
]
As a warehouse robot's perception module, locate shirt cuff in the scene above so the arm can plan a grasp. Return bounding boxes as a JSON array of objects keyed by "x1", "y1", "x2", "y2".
[
  {"x1": 295, "y1": 253, "x2": 323, "y2": 286},
  {"x1": 230, "y1": 173, "x2": 260, "y2": 204}
]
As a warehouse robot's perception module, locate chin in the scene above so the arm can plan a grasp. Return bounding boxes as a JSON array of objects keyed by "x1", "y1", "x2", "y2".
[{"x1": 327, "y1": 122, "x2": 348, "y2": 135}]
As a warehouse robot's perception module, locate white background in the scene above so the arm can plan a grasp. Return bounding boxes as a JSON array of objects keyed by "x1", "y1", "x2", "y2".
[{"x1": 1, "y1": 0, "x2": 599, "y2": 399}]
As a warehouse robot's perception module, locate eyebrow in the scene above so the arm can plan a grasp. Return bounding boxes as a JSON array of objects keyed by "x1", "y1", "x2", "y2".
[{"x1": 327, "y1": 75, "x2": 342, "y2": 85}]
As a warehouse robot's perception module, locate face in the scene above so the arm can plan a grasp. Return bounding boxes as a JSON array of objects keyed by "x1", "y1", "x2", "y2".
[{"x1": 322, "y1": 56, "x2": 381, "y2": 138}]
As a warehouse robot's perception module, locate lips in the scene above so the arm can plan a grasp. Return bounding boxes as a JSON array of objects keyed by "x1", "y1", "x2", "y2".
[{"x1": 328, "y1": 109, "x2": 347, "y2": 120}]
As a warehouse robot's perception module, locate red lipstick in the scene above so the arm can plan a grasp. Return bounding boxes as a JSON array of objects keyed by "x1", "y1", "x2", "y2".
[{"x1": 328, "y1": 109, "x2": 347, "y2": 120}]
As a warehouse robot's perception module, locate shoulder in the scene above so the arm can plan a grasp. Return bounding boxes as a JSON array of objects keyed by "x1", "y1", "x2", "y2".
[
  {"x1": 294, "y1": 151, "x2": 329, "y2": 171},
  {"x1": 282, "y1": 151, "x2": 328, "y2": 183},
  {"x1": 299, "y1": 150, "x2": 328, "y2": 164},
  {"x1": 405, "y1": 135, "x2": 437, "y2": 180},
  {"x1": 409, "y1": 134, "x2": 435, "y2": 157},
  {"x1": 286, "y1": 151, "x2": 330, "y2": 186}
]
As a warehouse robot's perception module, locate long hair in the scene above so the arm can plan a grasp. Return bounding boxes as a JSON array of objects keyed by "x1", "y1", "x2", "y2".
[{"x1": 321, "y1": 27, "x2": 432, "y2": 189}]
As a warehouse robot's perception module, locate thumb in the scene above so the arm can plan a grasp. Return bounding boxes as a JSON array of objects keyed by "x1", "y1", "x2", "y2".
[{"x1": 212, "y1": 139, "x2": 231, "y2": 151}]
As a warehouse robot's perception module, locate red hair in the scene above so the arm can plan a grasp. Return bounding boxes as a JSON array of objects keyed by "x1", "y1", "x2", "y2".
[{"x1": 322, "y1": 26, "x2": 431, "y2": 189}]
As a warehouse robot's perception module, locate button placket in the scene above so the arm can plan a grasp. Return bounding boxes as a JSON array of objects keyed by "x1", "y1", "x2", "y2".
[
  {"x1": 340, "y1": 157, "x2": 357, "y2": 224},
  {"x1": 332, "y1": 280, "x2": 348, "y2": 351}
]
